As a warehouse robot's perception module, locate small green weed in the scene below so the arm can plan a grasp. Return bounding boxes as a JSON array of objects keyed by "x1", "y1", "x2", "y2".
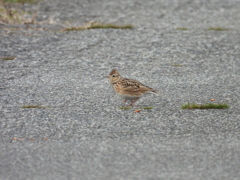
[
  {"x1": 119, "y1": 107, "x2": 131, "y2": 110},
  {"x1": 63, "y1": 22, "x2": 133, "y2": 31},
  {"x1": 21, "y1": 105, "x2": 47, "y2": 108},
  {"x1": 208, "y1": 27, "x2": 229, "y2": 31},
  {"x1": 1, "y1": 56, "x2": 16, "y2": 60},
  {"x1": 90, "y1": 24, "x2": 133, "y2": 29},
  {"x1": 181, "y1": 103, "x2": 229, "y2": 110}
]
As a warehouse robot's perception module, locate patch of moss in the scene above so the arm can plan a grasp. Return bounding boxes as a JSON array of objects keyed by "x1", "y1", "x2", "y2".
[
  {"x1": 181, "y1": 103, "x2": 229, "y2": 110},
  {"x1": 208, "y1": 27, "x2": 229, "y2": 31},
  {"x1": 1, "y1": 56, "x2": 16, "y2": 60},
  {"x1": 176, "y1": 27, "x2": 188, "y2": 30},
  {"x1": 21, "y1": 105, "x2": 47, "y2": 108}
]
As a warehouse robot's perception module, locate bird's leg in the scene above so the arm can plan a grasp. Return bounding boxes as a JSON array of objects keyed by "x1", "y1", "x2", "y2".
[
  {"x1": 122, "y1": 99, "x2": 129, "y2": 107},
  {"x1": 129, "y1": 98, "x2": 139, "y2": 106}
]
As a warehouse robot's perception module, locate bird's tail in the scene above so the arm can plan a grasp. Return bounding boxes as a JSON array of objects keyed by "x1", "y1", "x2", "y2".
[{"x1": 150, "y1": 90, "x2": 161, "y2": 96}]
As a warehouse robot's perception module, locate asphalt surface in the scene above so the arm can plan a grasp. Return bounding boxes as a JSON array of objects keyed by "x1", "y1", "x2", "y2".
[{"x1": 1, "y1": 0, "x2": 240, "y2": 179}]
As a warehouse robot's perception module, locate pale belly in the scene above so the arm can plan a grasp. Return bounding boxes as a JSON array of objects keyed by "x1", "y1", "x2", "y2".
[{"x1": 117, "y1": 92, "x2": 142, "y2": 100}]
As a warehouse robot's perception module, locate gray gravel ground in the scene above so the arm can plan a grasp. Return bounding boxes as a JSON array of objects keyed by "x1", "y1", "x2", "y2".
[{"x1": 1, "y1": 0, "x2": 240, "y2": 179}]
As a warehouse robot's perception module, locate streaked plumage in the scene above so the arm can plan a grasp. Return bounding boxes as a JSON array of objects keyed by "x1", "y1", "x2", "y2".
[{"x1": 108, "y1": 69, "x2": 159, "y2": 106}]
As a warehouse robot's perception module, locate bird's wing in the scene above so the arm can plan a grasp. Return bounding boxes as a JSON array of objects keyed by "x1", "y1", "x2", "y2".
[{"x1": 120, "y1": 78, "x2": 154, "y2": 92}]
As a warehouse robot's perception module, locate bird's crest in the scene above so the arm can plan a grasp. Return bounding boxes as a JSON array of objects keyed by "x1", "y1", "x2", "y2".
[{"x1": 109, "y1": 69, "x2": 119, "y2": 75}]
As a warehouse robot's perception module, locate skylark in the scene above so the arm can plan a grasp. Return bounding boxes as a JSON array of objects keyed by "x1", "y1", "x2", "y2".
[{"x1": 108, "y1": 69, "x2": 159, "y2": 106}]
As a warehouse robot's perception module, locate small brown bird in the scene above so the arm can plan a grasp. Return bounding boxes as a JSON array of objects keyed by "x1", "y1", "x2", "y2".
[{"x1": 108, "y1": 69, "x2": 159, "y2": 106}]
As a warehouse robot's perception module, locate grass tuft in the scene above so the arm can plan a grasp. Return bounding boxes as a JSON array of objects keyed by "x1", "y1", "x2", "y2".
[
  {"x1": 63, "y1": 21, "x2": 133, "y2": 31},
  {"x1": 181, "y1": 103, "x2": 229, "y2": 110},
  {"x1": 1, "y1": 56, "x2": 16, "y2": 60},
  {"x1": 21, "y1": 105, "x2": 47, "y2": 108},
  {"x1": 119, "y1": 107, "x2": 131, "y2": 110},
  {"x1": 208, "y1": 27, "x2": 229, "y2": 31},
  {"x1": 90, "y1": 24, "x2": 133, "y2": 29},
  {"x1": 176, "y1": 27, "x2": 188, "y2": 30},
  {"x1": 0, "y1": 0, "x2": 38, "y2": 25}
]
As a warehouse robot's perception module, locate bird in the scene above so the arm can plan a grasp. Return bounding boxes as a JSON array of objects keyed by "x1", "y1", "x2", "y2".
[{"x1": 107, "y1": 69, "x2": 159, "y2": 106}]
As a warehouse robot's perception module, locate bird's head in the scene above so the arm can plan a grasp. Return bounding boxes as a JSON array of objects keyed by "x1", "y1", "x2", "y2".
[{"x1": 108, "y1": 69, "x2": 121, "y2": 83}]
